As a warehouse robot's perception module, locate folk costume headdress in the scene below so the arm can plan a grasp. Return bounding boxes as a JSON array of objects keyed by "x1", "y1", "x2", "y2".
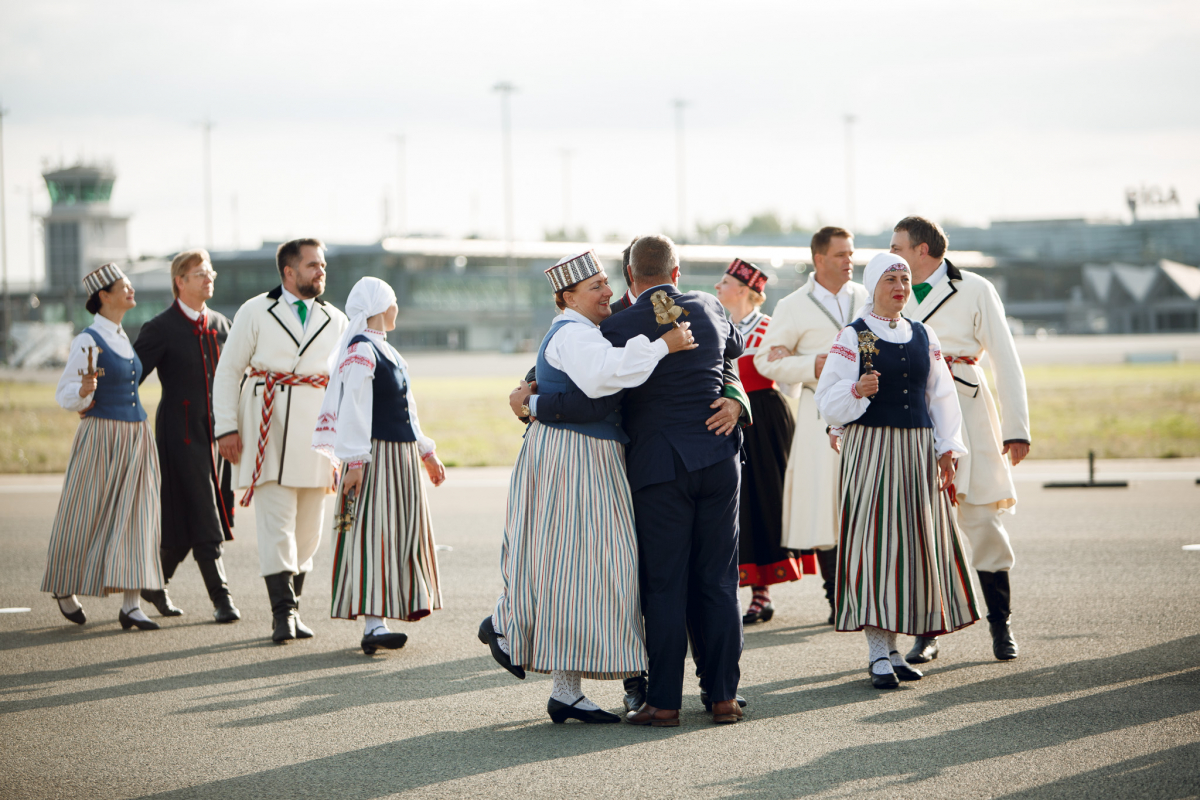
[
  {"x1": 856, "y1": 253, "x2": 910, "y2": 320},
  {"x1": 725, "y1": 258, "x2": 768, "y2": 293},
  {"x1": 82, "y1": 263, "x2": 128, "y2": 295},
  {"x1": 312, "y1": 276, "x2": 398, "y2": 465},
  {"x1": 545, "y1": 250, "x2": 603, "y2": 292}
]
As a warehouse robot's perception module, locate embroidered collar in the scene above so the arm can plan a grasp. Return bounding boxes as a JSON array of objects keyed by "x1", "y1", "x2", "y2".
[
  {"x1": 869, "y1": 312, "x2": 902, "y2": 324},
  {"x1": 734, "y1": 309, "x2": 765, "y2": 336}
]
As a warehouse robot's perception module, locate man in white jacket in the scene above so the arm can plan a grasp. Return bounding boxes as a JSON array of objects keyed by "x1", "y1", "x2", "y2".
[
  {"x1": 753, "y1": 227, "x2": 868, "y2": 624},
  {"x1": 213, "y1": 238, "x2": 348, "y2": 644},
  {"x1": 891, "y1": 216, "x2": 1030, "y2": 663}
]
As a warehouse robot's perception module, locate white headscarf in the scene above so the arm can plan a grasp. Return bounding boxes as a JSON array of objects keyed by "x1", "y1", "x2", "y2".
[
  {"x1": 312, "y1": 277, "x2": 397, "y2": 463},
  {"x1": 856, "y1": 252, "x2": 911, "y2": 320}
]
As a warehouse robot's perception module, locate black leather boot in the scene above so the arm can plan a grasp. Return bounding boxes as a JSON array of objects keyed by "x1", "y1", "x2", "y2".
[
  {"x1": 815, "y1": 547, "x2": 838, "y2": 625},
  {"x1": 198, "y1": 558, "x2": 241, "y2": 623},
  {"x1": 141, "y1": 588, "x2": 184, "y2": 617},
  {"x1": 907, "y1": 636, "x2": 939, "y2": 664},
  {"x1": 291, "y1": 572, "x2": 314, "y2": 639},
  {"x1": 978, "y1": 570, "x2": 1018, "y2": 660},
  {"x1": 622, "y1": 674, "x2": 647, "y2": 713},
  {"x1": 264, "y1": 572, "x2": 297, "y2": 643}
]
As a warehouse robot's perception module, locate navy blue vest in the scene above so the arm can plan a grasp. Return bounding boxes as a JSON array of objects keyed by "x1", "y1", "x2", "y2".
[
  {"x1": 83, "y1": 326, "x2": 147, "y2": 422},
  {"x1": 850, "y1": 317, "x2": 933, "y2": 430},
  {"x1": 535, "y1": 318, "x2": 628, "y2": 443},
  {"x1": 348, "y1": 335, "x2": 416, "y2": 443}
]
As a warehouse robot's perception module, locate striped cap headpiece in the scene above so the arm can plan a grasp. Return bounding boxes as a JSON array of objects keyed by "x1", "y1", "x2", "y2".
[
  {"x1": 726, "y1": 258, "x2": 768, "y2": 293},
  {"x1": 82, "y1": 263, "x2": 128, "y2": 296},
  {"x1": 545, "y1": 250, "x2": 603, "y2": 292}
]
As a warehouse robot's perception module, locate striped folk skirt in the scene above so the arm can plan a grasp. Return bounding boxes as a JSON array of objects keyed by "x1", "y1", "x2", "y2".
[
  {"x1": 41, "y1": 417, "x2": 164, "y2": 597},
  {"x1": 331, "y1": 440, "x2": 442, "y2": 622},
  {"x1": 834, "y1": 425, "x2": 979, "y2": 636},
  {"x1": 493, "y1": 422, "x2": 647, "y2": 680}
]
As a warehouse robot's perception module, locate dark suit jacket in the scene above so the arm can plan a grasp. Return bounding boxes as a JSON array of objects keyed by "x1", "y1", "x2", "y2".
[{"x1": 600, "y1": 284, "x2": 743, "y2": 492}]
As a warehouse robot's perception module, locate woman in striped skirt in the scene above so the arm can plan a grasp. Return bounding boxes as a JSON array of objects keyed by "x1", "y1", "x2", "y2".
[
  {"x1": 479, "y1": 251, "x2": 696, "y2": 724},
  {"x1": 312, "y1": 277, "x2": 446, "y2": 655},
  {"x1": 42, "y1": 263, "x2": 165, "y2": 631},
  {"x1": 815, "y1": 252, "x2": 977, "y2": 689}
]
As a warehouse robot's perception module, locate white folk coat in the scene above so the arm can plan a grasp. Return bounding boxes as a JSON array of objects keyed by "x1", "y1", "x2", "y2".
[
  {"x1": 753, "y1": 277, "x2": 869, "y2": 550},
  {"x1": 213, "y1": 287, "x2": 348, "y2": 490},
  {"x1": 904, "y1": 260, "x2": 1030, "y2": 510}
]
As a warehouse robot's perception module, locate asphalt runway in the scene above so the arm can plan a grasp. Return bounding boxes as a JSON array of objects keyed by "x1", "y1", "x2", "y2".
[{"x1": 1, "y1": 468, "x2": 1198, "y2": 799}]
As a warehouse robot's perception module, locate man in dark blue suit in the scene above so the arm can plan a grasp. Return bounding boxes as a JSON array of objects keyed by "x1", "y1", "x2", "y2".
[{"x1": 600, "y1": 235, "x2": 746, "y2": 725}]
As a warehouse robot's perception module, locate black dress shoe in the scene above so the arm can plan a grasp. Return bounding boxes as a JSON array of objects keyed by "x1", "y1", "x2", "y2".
[
  {"x1": 742, "y1": 601, "x2": 775, "y2": 625},
  {"x1": 623, "y1": 675, "x2": 647, "y2": 713},
  {"x1": 52, "y1": 595, "x2": 86, "y2": 625},
  {"x1": 141, "y1": 589, "x2": 184, "y2": 617},
  {"x1": 548, "y1": 697, "x2": 621, "y2": 724},
  {"x1": 478, "y1": 616, "x2": 525, "y2": 679},
  {"x1": 990, "y1": 620, "x2": 1019, "y2": 660},
  {"x1": 119, "y1": 609, "x2": 161, "y2": 631},
  {"x1": 888, "y1": 652, "x2": 923, "y2": 681},
  {"x1": 701, "y1": 691, "x2": 747, "y2": 712},
  {"x1": 361, "y1": 630, "x2": 408, "y2": 655},
  {"x1": 869, "y1": 658, "x2": 899, "y2": 689},
  {"x1": 906, "y1": 635, "x2": 939, "y2": 664}
]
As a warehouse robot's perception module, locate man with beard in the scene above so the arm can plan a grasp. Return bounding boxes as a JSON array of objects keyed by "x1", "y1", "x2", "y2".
[
  {"x1": 133, "y1": 249, "x2": 240, "y2": 623},
  {"x1": 890, "y1": 216, "x2": 1030, "y2": 664},
  {"x1": 213, "y1": 239, "x2": 348, "y2": 644}
]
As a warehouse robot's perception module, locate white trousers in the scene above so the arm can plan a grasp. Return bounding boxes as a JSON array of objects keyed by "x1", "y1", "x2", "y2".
[
  {"x1": 252, "y1": 481, "x2": 327, "y2": 576},
  {"x1": 956, "y1": 501, "x2": 1016, "y2": 573}
]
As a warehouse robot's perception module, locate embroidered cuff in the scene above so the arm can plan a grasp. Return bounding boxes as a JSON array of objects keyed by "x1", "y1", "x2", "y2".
[
  {"x1": 346, "y1": 459, "x2": 367, "y2": 471},
  {"x1": 421, "y1": 450, "x2": 436, "y2": 462},
  {"x1": 850, "y1": 383, "x2": 863, "y2": 400}
]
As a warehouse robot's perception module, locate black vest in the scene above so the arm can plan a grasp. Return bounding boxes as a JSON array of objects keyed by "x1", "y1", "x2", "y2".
[
  {"x1": 851, "y1": 317, "x2": 933, "y2": 430},
  {"x1": 349, "y1": 335, "x2": 417, "y2": 443}
]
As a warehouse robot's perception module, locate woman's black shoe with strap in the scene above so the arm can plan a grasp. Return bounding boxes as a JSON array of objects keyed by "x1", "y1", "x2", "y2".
[{"x1": 548, "y1": 697, "x2": 621, "y2": 724}]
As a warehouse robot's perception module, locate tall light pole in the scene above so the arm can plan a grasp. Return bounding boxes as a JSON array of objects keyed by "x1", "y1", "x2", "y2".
[
  {"x1": 674, "y1": 99, "x2": 688, "y2": 243},
  {"x1": 0, "y1": 102, "x2": 10, "y2": 363},
  {"x1": 843, "y1": 113, "x2": 856, "y2": 231},
  {"x1": 391, "y1": 134, "x2": 406, "y2": 237},
  {"x1": 201, "y1": 118, "x2": 214, "y2": 249},
  {"x1": 560, "y1": 148, "x2": 574, "y2": 238},
  {"x1": 493, "y1": 81, "x2": 517, "y2": 347}
]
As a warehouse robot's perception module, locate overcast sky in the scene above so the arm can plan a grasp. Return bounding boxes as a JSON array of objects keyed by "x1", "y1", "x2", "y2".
[{"x1": 2, "y1": 0, "x2": 1198, "y2": 281}]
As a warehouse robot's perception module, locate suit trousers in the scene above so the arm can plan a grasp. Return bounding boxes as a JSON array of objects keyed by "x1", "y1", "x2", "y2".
[
  {"x1": 161, "y1": 542, "x2": 223, "y2": 581},
  {"x1": 252, "y1": 481, "x2": 327, "y2": 576},
  {"x1": 633, "y1": 450, "x2": 743, "y2": 710},
  {"x1": 957, "y1": 500, "x2": 1016, "y2": 573}
]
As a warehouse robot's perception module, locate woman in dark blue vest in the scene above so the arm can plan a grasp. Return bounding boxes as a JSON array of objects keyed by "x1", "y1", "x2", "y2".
[
  {"x1": 816, "y1": 253, "x2": 978, "y2": 689},
  {"x1": 479, "y1": 251, "x2": 696, "y2": 724},
  {"x1": 42, "y1": 264, "x2": 165, "y2": 630},
  {"x1": 312, "y1": 277, "x2": 447, "y2": 656}
]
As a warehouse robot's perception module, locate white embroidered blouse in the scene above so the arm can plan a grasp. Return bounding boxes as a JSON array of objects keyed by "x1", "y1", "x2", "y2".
[{"x1": 814, "y1": 313, "x2": 967, "y2": 458}]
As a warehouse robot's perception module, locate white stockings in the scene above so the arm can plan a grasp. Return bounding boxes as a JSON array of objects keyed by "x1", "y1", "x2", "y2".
[
  {"x1": 550, "y1": 671, "x2": 599, "y2": 711},
  {"x1": 363, "y1": 615, "x2": 388, "y2": 636},
  {"x1": 121, "y1": 590, "x2": 150, "y2": 622}
]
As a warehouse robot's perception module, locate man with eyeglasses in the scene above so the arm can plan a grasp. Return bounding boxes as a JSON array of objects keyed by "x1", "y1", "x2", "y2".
[{"x1": 133, "y1": 249, "x2": 241, "y2": 624}]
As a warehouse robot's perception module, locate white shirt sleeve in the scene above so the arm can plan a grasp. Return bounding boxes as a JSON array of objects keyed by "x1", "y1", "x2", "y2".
[
  {"x1": 815, "y1": 326, "x2": 871, "y2": 427},
  {"x1": 56, "y1": 333, "x2": 99, "y2": 412},
  {"x1": 397, "y1": 351, "x2": 436, "y2": 458},
  {"x1": 332, "y1": 342, "x2": 376, "y2": 467},
  {"x1": 544, "y1": 318, "x2": 669, "y2": 398},
  {"x1": 924, "y1": 326, "x2": 968, "y2": 458}
]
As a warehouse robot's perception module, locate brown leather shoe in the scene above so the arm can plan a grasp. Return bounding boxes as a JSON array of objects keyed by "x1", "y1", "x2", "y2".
[
  {"x1": 625, "y1": 703, "x2": 680, "y2": 727},
  {"x1": 711, "y1": 699, "x2": 744, "y2": 724}
]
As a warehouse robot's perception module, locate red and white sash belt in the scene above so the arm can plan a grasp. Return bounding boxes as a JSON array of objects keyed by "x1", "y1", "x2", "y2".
[{"x1": 239, "y1": 369, "x2": 329, "y2": 507}]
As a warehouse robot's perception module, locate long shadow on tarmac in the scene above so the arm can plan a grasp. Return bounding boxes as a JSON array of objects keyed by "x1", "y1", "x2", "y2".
[
  {"x1": 0, "y1": 646, "x2": 520, "y2": 715},
  {"x1": 123, "y1": 636, "x2": 1200, "y2": 800}
]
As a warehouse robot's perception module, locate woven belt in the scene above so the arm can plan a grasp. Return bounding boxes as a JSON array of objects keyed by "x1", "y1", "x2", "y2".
[
  {"x1": 944, "y1": 355, "x2": 980, "y2": 394},
  {"x1": 240, "y1": 369, "x2": 329, "y2": 507}
]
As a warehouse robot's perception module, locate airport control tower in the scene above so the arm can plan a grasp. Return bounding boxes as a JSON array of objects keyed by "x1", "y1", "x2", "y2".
[{"x1": 41, "y1": 162, "x2": 130, "y2": 325}]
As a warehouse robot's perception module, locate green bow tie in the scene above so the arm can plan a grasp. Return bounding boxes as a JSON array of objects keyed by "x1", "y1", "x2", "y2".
[
  {"x1": 913, "y1": 283, "x2": 933, "y2": 304},
  {"x1": 294, "y1": 299, "x2": 307, "y2": 326}
]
